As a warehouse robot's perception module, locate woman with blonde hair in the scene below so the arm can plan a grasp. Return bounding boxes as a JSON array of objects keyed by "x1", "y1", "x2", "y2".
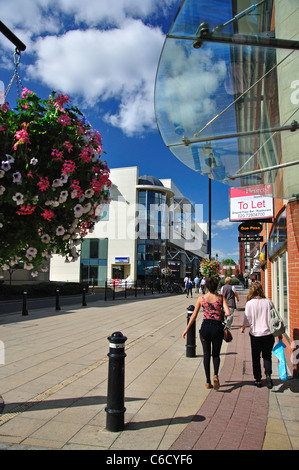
[{"x1": 241, "y1": 282, "x2": 275, "y2": 388}]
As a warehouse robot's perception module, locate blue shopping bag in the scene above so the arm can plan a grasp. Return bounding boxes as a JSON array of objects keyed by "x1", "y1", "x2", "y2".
[{"x1": 273, "y1": 340, "x2": 288, "y2": 381}]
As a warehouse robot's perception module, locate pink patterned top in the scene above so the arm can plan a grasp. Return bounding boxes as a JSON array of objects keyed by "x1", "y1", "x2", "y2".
[{"x1": 202, "y1": 295, "x2": 224, "y2": 322}]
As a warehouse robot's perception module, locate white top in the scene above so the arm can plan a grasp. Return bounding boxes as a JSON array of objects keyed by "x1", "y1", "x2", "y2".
[{"x1": 243, "y1": 298, "x2": 271, "y2": 337}]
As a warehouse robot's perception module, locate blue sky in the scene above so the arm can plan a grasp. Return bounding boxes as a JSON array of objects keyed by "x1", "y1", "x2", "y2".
[{"x1": 0, "y1": 0, "x2": 240, "y2": 264}]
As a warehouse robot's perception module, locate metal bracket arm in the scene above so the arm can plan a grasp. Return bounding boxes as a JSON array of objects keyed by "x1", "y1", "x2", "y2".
[{"x1": 0, "y1": 21, "x2": 26, "y2": 51}]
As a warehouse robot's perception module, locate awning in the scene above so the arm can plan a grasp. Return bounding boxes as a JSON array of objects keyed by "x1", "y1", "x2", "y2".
[{"x1": 154, "y1": 0, "x2": 299, "y2": 200}]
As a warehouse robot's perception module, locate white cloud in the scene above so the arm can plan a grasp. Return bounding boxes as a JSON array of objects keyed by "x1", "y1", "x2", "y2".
[
  {"x1": 0, "y1": 0, "x2": 180, "y2": 136},
  {"x1": 26, "y1": 20, "x2": 164, "y2": 135},
  {"x1": 213, "y1": 218, "x2": 233, "y2": 230},
  {"x1": 155, "y1": 41, "x2": 227, "y2": 136},
  {"x1": 55, "y1": 0, "x2": 177, "y2": 27}
]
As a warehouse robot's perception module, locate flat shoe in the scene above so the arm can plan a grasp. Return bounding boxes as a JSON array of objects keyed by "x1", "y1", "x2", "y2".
[
  {"x1": 254, "y1": 380, "x2": 262, "y2": 388},
  {"x1": 266, "y1": 376, "x2": 273, "y2": 389},
  {"x1": 213, "y1": 375, "x2": 220, "y2": 390},
  {"x1": 205, "y1": 383, "x2": 213, "y2": 389}
]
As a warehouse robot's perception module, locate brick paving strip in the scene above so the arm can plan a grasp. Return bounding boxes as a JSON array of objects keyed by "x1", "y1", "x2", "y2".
[{"x1": 170, "y1": 298, "x2": 269, "y2": 450}]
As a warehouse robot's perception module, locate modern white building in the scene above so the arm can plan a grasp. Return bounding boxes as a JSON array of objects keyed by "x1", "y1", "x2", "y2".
[{"x1": 49, "y1": 166, "x2": 207, "y2": 286}]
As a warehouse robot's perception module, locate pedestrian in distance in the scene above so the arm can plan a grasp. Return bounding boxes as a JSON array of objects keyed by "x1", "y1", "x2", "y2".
[
  {"x1": 200, "y1": 276, "x2": 206, "y2": 294},
  {"x1": 182, "y1": 277, "x2": 231, "y2": 390},
  {"x1": 183, "y1": 274, "x2": 188, "y2": 293},
  {"x1": 194, "y1": 275, "x2": 200, "y2": 293},
  {"x1": 186, "y1": 277, "x2": 193, "y2": 298},
  {"x1": 241, "y1": 282, "x2": 275, "y2": 389},
  {"x1": 221, "y1": 277, "x2": 239, "y2": 329}
]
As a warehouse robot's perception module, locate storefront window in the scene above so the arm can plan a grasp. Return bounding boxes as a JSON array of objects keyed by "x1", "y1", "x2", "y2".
[
  {"x1": 282, "y1": 251, "x2": 289, "y2": 333},
  {"x1": 268, "y1": 210, "x2": 287, "y2": 258},
  {"x1": 271, "y1": 251, "x2": 289, "y2": 336}
]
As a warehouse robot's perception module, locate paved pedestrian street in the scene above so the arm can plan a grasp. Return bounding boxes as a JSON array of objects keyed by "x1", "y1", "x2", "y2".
[{"x1": 0, "y1": 291, "x2": 298, "y2": 451}]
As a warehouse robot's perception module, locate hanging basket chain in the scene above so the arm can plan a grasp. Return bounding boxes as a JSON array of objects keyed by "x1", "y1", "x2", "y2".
[{"x1": 4, "y1": 48, "x2": 24, "y2": 100}]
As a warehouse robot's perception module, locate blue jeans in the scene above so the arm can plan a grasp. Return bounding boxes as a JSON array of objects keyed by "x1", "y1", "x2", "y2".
[{"x1": 226, "y1": 308, "x2": 235, "y2": 329}]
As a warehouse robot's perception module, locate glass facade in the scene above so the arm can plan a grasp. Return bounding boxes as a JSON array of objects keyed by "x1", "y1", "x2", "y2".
[
  {"x1": 137, "y1": 190, "x2": 167, "y2": 277},
  {"x1": 80, "y1": 238, "x2": 108, "y2": 286}
]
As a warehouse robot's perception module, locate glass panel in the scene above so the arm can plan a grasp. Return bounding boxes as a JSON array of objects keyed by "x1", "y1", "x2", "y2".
[
  {"x1": 89, "y1": 266, "x2": 98, "y2": 284},
  {"x1": 282, "y1": 251, "x2": 288, "y2": 333},
  {"x1": 81, "y1": 265, "x2": 89, "y2": 282},
  {"x1": 99, "y1": 238, "x2": 108, "y2": 259},
  {"x1": 155, "y1": 0, "x2": 299, "y2": 199},
  {"x1": 276, "y1": 256, "x2": 280, "y2": 312},
  {"x1": 268, "y1": 210, "x2": 287, "y2": 257},
  {"x1": 89, "y1": 239, "x2": 99, "y2": 259},
  {"x1": 81, "y1": 239, "x2": 90, "y2": 259},
  {"x1": 98, "y1": 266, "x2": 107, "y2": 286}
]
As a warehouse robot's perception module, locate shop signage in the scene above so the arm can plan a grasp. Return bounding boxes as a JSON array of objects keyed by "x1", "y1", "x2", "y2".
[
  {"x1": 238, "y1": 236, "x2": 263, "y2": 242},
  {"x1": 238, "y1": 221, "x2": 262, "y2": 235},
  {"x1": 115, "y1": 257, "x2": 129, "y2": 263},
  {"x1": 229, "y1": 185, "x2": 273, "y2": 221}
]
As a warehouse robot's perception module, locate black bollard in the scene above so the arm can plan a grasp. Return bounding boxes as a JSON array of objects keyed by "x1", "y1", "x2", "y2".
[
  {"x1": 105, "y1": 331, "x2": 127, "y2": 432},
  {"x1": 105, "y1": 280, "x2": 107, "y2": 301},
  {"x1": 82, "y1": 287, "x2": 87, "y2": 306},
  {"x1": 55, "y1": 287, "x2": 61, "y2": 311},
  {"x1": 186, "y1": 305, "x2": 196, "y2": 357},
  {"x1": 22, "y1": 289, "x2": 28, "y2": 316}
]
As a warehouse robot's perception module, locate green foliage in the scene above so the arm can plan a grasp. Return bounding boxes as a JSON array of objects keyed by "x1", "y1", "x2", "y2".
[{"x1": 0, "y1": 89, "x2": 110, "y2": 274}]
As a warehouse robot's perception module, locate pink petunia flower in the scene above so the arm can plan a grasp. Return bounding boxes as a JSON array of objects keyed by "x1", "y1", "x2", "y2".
[
  {"x1": 37, "y1": 176, "x2": 50, "y2": 192},
  {"x1": 13, "y1": 123, "x2": 30, "y2": 150},
  {"x1": 63, "y1": 141, "x2": 73, "y2": 153},
  {"x1": 57, "y1": 114, "x2": 72, "y2": 127},
  {"x1": 51, "y1": 148, "x2": 63, "y2": 161},
  {"x1": 21, "y1": 88, "x2": 33, "y2": 99},
  {"x1": 41, "y1": 209, "x2": 55, "y2": 221},
  {"x1": 62, "y1": 160, "x2": 76, "y2": 175},
  {"x1": 54, "y1": 93, "x2": 70, "y2": 109}
]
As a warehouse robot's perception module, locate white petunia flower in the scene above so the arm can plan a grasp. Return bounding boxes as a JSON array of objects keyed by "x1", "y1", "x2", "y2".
[
  {"x1": 12, "y1": 192, "x2": 24, "y2": 205},
  {"x1": 74, "y1": 204, "x2": 83, "y2": 218},
  {"x1": 41, "y1": 234, "x2": 51, "y2": 243},
  {"x1": 26, "y1": 247, "x2": 37, "y2": 257},
  {"x1": 12, "y1": 172, "x2": 22, "y2": 183},
  {"x1": 1, "y1": 161, "x2": 11, "y2": 171},
  {"x1": 24, "y1": 263, "x2": 33, "y2": 270},
  {"x1": 56, "y1": 226, "x2": 65, "y2": 236}
]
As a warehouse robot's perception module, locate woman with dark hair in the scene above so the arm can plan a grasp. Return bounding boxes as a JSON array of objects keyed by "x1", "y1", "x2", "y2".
[
  {"x1": 241, "y1": 282, "x2": 275, "y2": 388},
  {"x1": 182, "y1": 277, "x2": 231, "y2": 390}
]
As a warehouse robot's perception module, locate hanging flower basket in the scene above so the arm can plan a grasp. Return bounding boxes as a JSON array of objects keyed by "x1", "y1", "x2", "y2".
[
  {"x1": 0, "y1": 89, "x2": 111, "y2": 275},
  {"x1": 200, "y1": 258, "x2": 221, "y2": 277}
]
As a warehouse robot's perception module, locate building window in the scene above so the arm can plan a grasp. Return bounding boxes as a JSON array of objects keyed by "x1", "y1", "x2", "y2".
[
  {"x1": 80, "y1": 238, "x2": 108, "y2": 286},
  {"x1": 271, "y1": 251, "x2": 289, "y2": 336},
  {"x1": 137, "y1": 189, "x2": 167, "y2": 277}
]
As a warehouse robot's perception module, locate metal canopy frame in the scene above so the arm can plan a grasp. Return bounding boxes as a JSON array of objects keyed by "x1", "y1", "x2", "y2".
[
  {"x1": 0, "y1": 21, "x2": 26, "y2": 51},
  {"x1": 168, "y1": 28, "x2": 299, "y2": 51},
  {"x1": 154, "y1": 0, "x2": 299, "y2": 200}
]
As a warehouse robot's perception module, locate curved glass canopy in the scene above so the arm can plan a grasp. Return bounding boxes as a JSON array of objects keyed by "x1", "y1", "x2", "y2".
[{"x1": 155, "y1": 0, "x2": 299, "y2": 199}]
